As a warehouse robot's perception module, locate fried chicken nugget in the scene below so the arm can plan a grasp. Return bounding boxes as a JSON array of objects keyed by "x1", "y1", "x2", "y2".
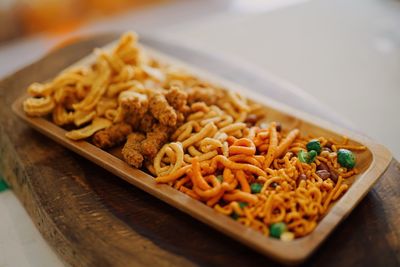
[
  {"x1": 120, "y1": 90, "x2": 148, "y2": 115},
  {"x1": 122, "y1": 132, "x2": 146, "y2": 168},
  {"x1": 93, "y1": 122, "x2": 132, "y2": 149},
  {"x1": 165, "y1": 86, "x2": 188, "y2": 111},
  {"x1": 141, "y1": 123, "x2": 171, "y2": 159},
  {"x1": 116, "y1": 90, "x2": 149, "y2": 126},
  {"x1": 149, "y1": 92, "x2": 177, "y2": 127},
  {"x1": 139, "y1": 113, "x2": 156, "y2": 133},
  {"x1": 187, "y1": 86, "x2": 223, "y2": 105}
]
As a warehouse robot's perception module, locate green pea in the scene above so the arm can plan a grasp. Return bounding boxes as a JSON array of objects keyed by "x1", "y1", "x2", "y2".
[
  {"x1": 238, "y1": 202, "x2": 248, "y2": 208},
  {"x1": 250, "y1": 183, "x2": 262, "y2": 194},
  {"x1": 298, "y1": 150, "x2": 308, "y2": 163},
  {"x1": 307, "y1": 150, "x2": 317, "y2": 163},
  {"x1": 337, "y1": 149, "x2": 356, "y2": 169},
  {"x1": 298, "y1": 150, "x2": 317, "y2": 164},
  {"x1": 270, "y1": 222, "x2": 287, "y2": 238},
  {"x1": 216, "y1": 175, "x2": 223, "y2": 183},
  {"x1": 306, "y1": 139, "x2": 322, "y2": 154}
]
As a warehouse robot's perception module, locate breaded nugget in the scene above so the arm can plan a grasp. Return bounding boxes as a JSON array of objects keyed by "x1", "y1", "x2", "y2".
[
  {"x1": 187, "y1": 86, "x2": 223, "y2": 105},
  {"x1": 122, "y1": 132, "x2": 146, "y2": 168},
  {"x1": 139, "y1": 113, "x2": 156, "y2": 133},
  {"x1": 165, "y1": 86, "x2": 188, "y2": 111},
  {"x1": 93, "y1": 122, "x2": 132, "y2": 149},
  {"x1": 119, "y1": 90, "x2": 149, "y2": 126},
  {"x1": 141, "y1": 124, "x2": 171, "y2": 159},
  {"x1": 149, "y1": 92, "x2": 177, "y2": 127}
]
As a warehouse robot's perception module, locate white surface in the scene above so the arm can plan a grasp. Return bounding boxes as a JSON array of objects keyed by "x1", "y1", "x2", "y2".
[
  {"x1": 0, "y1": 0, "x2": 399, "y2": 266},
  {"x1": 0, "y1": 191, "x2": 64, "y2": 267}
]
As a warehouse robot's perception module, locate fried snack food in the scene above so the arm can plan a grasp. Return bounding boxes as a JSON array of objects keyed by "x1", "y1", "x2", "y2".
[
  {"x1": 141, "y1": 123, "x2": 172, "y2": 160},
  {"x1": 23, "y1": 96, "x2": 55, "y2": 116},
  {"x1": 122, "y1": 132, "x2": 146, "y2": 168},
  {"x1": 114, "y1": 90, "x2": 149, "y2": 126},
  {"x1": 155, "y1": 117, "x2": 366, "y2": 239},
  {"x1": 22, "y1": 31, "x2": 366, "y2": 241},
  {"x1": 65, "y1": 118, "x2": 112, "y2": 140},
  {"x1": 22, "y1": 32, "x2": 193, "y2": 164},
  {"x1": 165, "y1": 86, "x2": 188, "y2": 111},
  {"x1": 93, "y1": 122, "x2": 132, "y2": 149},
  {"x1": 149, "y1": 92, "x2": 177, "y2": 127}
]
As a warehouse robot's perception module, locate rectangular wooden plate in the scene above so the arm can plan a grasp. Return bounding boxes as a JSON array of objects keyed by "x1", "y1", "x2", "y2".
[{"x1": 12, "y1": 42, "x2": 392, "y2": 265}]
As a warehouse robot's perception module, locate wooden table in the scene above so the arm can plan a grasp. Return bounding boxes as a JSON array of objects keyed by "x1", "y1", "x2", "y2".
[{"x1": 0, "y1": 34, "x2": 399, "y2": 267}]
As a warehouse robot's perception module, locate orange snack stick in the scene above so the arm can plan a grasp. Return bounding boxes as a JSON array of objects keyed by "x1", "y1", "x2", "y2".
[
  {"x1": 214, "y1": 204, "x2": 233, "y2": 215},
  {"x1": 236, "y1": 170, "x2": 251, "y2": 193},
  {"x1": 263, "y1": 122, "x2": 278, "y2": 169},
  {"x1": 191, "y1": 158, "x2": 212, "y2": 190},
  {"x1": 182, "y1": 122, "x2": 216, "y2": 149},
  {"x1": 223, "y1": 190, "x2": 258, "y2": 204},
  {"x1": 193, "y1": 175, "x2": 222, "y2": 199},
  {"x1": 211, "y1": 155, "x2": 267, "y2": 177},
  {"x1": 229, "y1": 138, "x2": 256, "y2": 156},
  {"x1": 155, "y1": 165, "x2": 191, "y2": 183},
  {"x1": 228, "y1": 155, "x2": 262, "y2": 168},
  {"x1": 206, "y1": 189, "x2": 225, "y2": 207},
  {"x1": 275, "y1": 129, "x2": 300, "y2": 158},
  {"x1": 179, "y1": 186, "x2": 201, "y2": 200},
  {"x1": 223, "y1": 168, "x2": 235, "y2": 183},
  {"x1": 221, "y1": 179, "x2": 239, "y2": 192},
  {"x1": 258, "y1": 143, "x2": 269, "y2": 152},
  {"x1": 173, "y1": 176, "x2": 190, "y2": 189}
]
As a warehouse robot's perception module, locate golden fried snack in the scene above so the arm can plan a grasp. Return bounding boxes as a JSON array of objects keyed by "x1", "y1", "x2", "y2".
[
  {"x1": 119, "y1": 90, "x2": 148, "y2": 113},
  {"x1": 93, "y1": 122, "x2": 132, "y2": 149},
  {"x1": 27, "y1": 82, "x2": 53, "y2": 97},
  {"x1": 111, "y1": 65, "x2": 135, "y2": 83},
  {"x1": 52, "y1": 105, "x2": 74, "y2": 126},
  {"x1": 141, "y1": 123, "x2": 171, "y2": 159},
  {"x1": 23, "y1": 96, "x2": 55, "y2": 117},
  {"x1": 138, "y1": 113, "x2": 156, "y2": 133},
  {"x1": 115, "y1": 90, "x2": 149, "y2": 126},
  {"x1": 149, "y1": 92, "x2": 177, "y2": 127},
  {"x1": 106, "y1": 80, "x2": 144, "y2": 98},
  {"x1": 73, "y1": 110, "x2": 96, "y2": 127},
  {"x1": 65, "y1": 118, "x2": 112, "y2": 140},
  {"x1": 54, "y1": 86, "x2": 79, "y2": 110},
  {"x1": 72, "y1": 57, "x2": 111, "y2": 112},
  {"x1": 187, "y1": 86, "x2": 223, "y2": 105},
  {"x1": 122, "y1": 132, "x2": 146, "y2": 168},
  {"x1": 165, "y1": 86, "x2": 188, "y2": 111},
  {"x1": 96, "y1": 97, "x2": 118, "y2": 117},
  {"x1": 154, "y1": 142, "x2": 185, "y2": 176},
  {"x1": 113, "y1": 32, "x2": 143, "y2": 66}
]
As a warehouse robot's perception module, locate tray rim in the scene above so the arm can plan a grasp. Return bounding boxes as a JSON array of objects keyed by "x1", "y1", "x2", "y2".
[{"x1": 11, "y1": 41, "x2": 392, "y2": 265}]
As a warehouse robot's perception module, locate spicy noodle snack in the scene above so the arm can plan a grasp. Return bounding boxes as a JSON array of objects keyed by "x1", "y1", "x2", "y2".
[{"x1": 22, "y1": 32, "x2": 366, "y2": 241}]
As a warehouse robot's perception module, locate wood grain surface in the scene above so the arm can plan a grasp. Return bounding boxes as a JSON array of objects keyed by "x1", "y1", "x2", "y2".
[{"x1": 0, "y1": 33, "x2": 399, "y2": 267}]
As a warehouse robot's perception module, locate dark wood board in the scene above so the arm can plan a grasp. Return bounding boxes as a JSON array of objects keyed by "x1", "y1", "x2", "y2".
[{"x1": 0, "y1": 33, "x2": 399, "y2": 267}]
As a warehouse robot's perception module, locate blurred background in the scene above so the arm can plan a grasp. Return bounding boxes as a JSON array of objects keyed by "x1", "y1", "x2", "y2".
[
  {"x1": 0, "y1": 0, "x2": 172, "y2": 41},
  {"x1": 0, "y1": 0, "x2": 399, "y2": 160}
]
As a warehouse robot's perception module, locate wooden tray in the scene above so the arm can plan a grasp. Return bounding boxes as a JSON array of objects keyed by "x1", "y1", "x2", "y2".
[{"x1": 10, "y1": 37, "x2": 392, "y2": 265}]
